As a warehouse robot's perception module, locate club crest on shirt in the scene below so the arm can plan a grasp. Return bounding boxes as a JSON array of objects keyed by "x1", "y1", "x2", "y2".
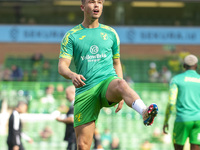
[
  {"x1": 90, "y1": 45, "x2": 99, "y2": 54},
  {"x1": 101, "y1": 32, "x2": 108, "y2": 40},
  {"x1": 75, "y1": 113, "x2": 82, "y2": 122}
]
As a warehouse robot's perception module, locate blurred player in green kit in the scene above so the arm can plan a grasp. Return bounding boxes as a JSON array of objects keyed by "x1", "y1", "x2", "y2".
[
  {"x1": 58, "y1": 0, "x2": 158, "y2": 149},
  {"x1": 163, "y1": 54, "x2": 200, "y2": 150}
]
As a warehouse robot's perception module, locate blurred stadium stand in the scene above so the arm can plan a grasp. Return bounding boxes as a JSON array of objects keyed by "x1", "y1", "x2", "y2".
[
  {"x1": 0, "y1": 82, "x2": 175, "y2": 150},
  {"x1": 0, "y1": 0, "x2": 200, "y2": 26},
  {"x1": 2, "y1": 56, "x2": 200, "y2": 82}
]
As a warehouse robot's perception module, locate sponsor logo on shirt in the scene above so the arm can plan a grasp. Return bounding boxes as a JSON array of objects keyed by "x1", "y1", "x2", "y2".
[
  {"x1": 79, "y1": 35, "x2": 86, "y2": 40},
  {"x1": 80, "y1": 45, "x2": 107, "y2": 62},
  {"x1": 90, "y1": 45, "x2": 99, "y2": 54},
  {"x1": 184, "y1": 77, "x2": 200, "y2": 83},
  {"x1": 81, "y1": 54, "x2": 107, "y2": 62}
]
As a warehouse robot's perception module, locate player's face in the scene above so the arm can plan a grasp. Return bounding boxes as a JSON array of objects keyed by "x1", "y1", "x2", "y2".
[
  {"x1": 81, "y1": 0, "x2": 104, "y2": 20},
  {"x1": 66, "y1": 88, "x2": 75, "y2": 102},
  {"x1": 19, "y1": 104, "x2": 28, "y2": 113}
]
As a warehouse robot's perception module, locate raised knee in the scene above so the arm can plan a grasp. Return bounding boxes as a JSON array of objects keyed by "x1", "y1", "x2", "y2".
[
  {"x1": 77, "y1": 143, "x2": 85, "y2": 150},
  {"x1": 77, "y1": 141, "x2": 88, "y2": 150},
  {"x1": 116, "y1": 79, "x2": 128, "y2": 93}
]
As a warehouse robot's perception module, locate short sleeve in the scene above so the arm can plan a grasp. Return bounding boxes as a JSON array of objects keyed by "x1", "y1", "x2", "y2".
[
  {"x1": 112, "y1": 29, "x2": 120, "y2": 59},
  {"x1": 59, "y1": 32, "x2": 73, "y2": 60}
]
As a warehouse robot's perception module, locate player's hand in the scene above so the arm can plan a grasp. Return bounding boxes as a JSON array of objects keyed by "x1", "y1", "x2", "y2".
[
  {"x1": 163, "y1": 124, "x2": 169, "y2": 134},
  {"x1": 115, "y1": 100, "x2": 124, "y2": 113},
  {"x1": 71, "y1": 73, "x2": 86, "y2": 88},
  {"x1": 13, "y1": 145, "x2": 19, "y2": 150},
  {"x1": 56, "y1": 117, "x2": 62, "y2": 122}
]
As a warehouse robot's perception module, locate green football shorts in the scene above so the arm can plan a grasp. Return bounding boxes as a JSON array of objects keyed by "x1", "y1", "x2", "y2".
[
  {"x1": 74, "y1": 76, "x2": 120, "y2": 127},
  {"x1": 173, "y1": 120, "x2": 200, "y2": 145}
]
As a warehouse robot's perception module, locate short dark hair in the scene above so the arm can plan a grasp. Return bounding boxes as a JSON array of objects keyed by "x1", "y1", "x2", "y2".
[
  {"x1": 183, "y1": 64, "x2": 190, "y2": 70},
  {"x1": 17, "y1": 101, "x2": 27, "y2": 108},
  {"x1": 81, "y1": 0, "x2": 104, "y2": 4}
]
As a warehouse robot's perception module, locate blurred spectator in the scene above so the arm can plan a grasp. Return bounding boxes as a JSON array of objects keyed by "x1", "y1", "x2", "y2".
[
  {"x1": 17, "y1": 90, "x2": 30, "y2": 104},
  {"x1": 31, "y1": 52, "x2": 43, "y2": 69},
  {"x1": 39, "y1": 126, "x2": 53, "y2": 141},
  {"x1": 140, "y1": 140, "x2": 152, "y2": 150},
  {"x1": 23, "y1": 70, "x2": 29, "y2": 81},
  {"x1": 101, "y1": 128, "x2": 112, "y2": 149},
  {"x1": 168, "y1": 55, "x2": 181, "y2": 73},
  {"x1": 40, "y1": 85, "x2": 56, "y2": 113},
  {"x1": 29, "y1": 69, "x2": 38, "y2": 81},
  {"x1": 148, "y1": 62, "x2": 159, "y2": 82},
  {"x1": 174, "y1": 20, "x2": 180, "y2": 26},
  {"x1": 41, "y1": 85, "x2": 55, "y2": 104},
  {"x1": 11, "y1": 65, "x2": 23, "y2": 81},
  {"x1": 7, "y1": 101, "x2": 33, "y2": 150},
  {"x1": 178, "y1": 50, "x2": 190, "y2": 63},
  {"x1": 20, "y1": 17, "x2": 26, "y2": 24},
  {"x1": 57, "y1": 103, "x2": 68, "y2": 114},
  {"x1": 57, "y1": 84, "x2": 64, "y2": 93},
  {"x1": 42, "y1": 61, "x2": 51, "y2": 78},
  {"x1": 178, "y1": 50, "x2": 191, "y2": 72},
  {"x1": 55, "y1": 84, "x2": 68, "y2": 114},
  {"x1": 110, "y1": 136, "x2": 120, "y2": 150},
  {"x1": 159, "y1": 66, "x2": 172, "y2": 83},
  {"x1": 28, "y1": 18, "x2": 36, "y2": 24},
  {"x1": 93, "y1": 128, "x2": 103, "y2": 150},
  {"x1": 2, "y1": 68, "x2": 12, "y2": 81},
  {"x1": 56, "y1": 85, "x2": 77, "y2": 150}
]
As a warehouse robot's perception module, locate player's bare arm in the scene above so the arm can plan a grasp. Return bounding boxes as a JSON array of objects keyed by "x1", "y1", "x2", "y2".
[
  {"x1": 113, "y1": 58, "x2": 124, "y2": 113},
  {"x1": 58, "y1": 58, "x2": 86, "y2": 88},
  {"x1": 163, "y1": 82, "x2": 177, "y2": 134},
  {"x1": 113, "y1": 58, "x2": 123, "y2": 79},
  {"x1": 56, "y1": 116, "x2": 74, "y2": 124}
]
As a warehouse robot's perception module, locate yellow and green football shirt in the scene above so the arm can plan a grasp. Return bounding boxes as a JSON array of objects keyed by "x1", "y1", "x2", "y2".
[
  {"x1": 59, "y1": 24, "x2": 120, "y2": 95},
  {"x1": 165, "y1": 70, "x2": 200, "y2": 122}
]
